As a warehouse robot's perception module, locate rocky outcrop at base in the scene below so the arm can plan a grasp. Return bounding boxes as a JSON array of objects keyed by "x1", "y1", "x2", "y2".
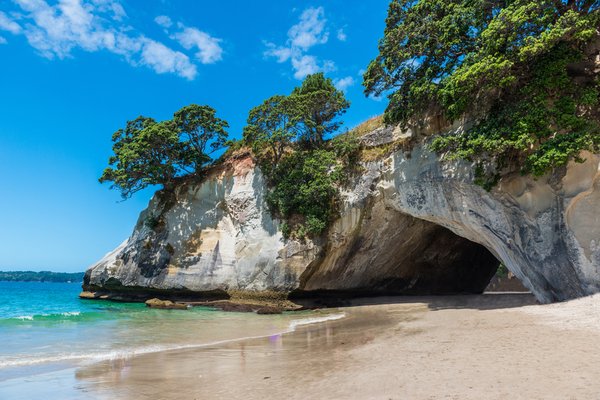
[{"x1": 145, "y1": 298, "x2": 188, "y2": 310}]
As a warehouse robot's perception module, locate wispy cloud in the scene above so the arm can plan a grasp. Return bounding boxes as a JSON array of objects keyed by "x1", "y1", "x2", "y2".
[
  {"x1": 154, "y1": 17, "x2": 223, "y2": 65},
  {"x1": 154, "y1": 15, "x2": 172, "y2": 29},
  {"x1": 90, "y1": 0, "x2": 125, "y2": 21},
  {"x1": 172, "y1": 25, "x2": 222, "y2": 64},
  {"x1": 288, "y1": 7, "x2": 328, "y2": 51},
  {"x1": 291, "y1": 55, "x2": 320, "y2": 78},
  {"x1": 334, "y1": 76, "x2": 354, "y2": 92},
  {"x1": 264, "y1": 41, "x2": 291, "y2": 63},
  {"x1": 0, "y1": 1, "x2": 226, "y2": 80},
  {"x1": 263, "y1": 6, "x2": 334, "y2": 79},
  {"x1": 138, "y1": 38, "x2": 197, "y2": 79},
  {"x1": 336, "y1": 28, "x2": 346, "y2": 42},
  {"x1": 13, "y1": 0, "x2": 129, "y2": 59},
  {"x1": 0, "y1": 11, "x2": 22, "y2": 35}
]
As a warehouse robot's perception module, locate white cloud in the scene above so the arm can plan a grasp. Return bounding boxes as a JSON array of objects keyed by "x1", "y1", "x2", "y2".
[
  {"x1": 90, "y1": 0, "x2": 125, "y2": 21},
  {"x1": 336, "y1": 28, "x2": 346, "y2": 42},
  {"x1": 322, "y1": 60, "x2": 336, "y2": 73},
  {"x1": 139, "y1": 38, "x2": 197, "y2": 79},
  {"x1": 4, "y1": 1, "x2": 208, "y2": 80},
  {"x1": 154, "y1": 15, "x2": 172, "y2": 29},
  {"x1": 334, "y1": 76, "x2": 354, "y2": 92},
  {"x1": 0, "y1": 11, "x2": 22, "y2": 34},
  {"x1": 154, "y1": 17, "x2": 224, "y2": 65},
  {"x1": 0, "y1": 36, "x2": 7, "y2": 44},
  {"x1": 288, "y1": 7, "x2": 328, "y2": 51},
  {"x1": 263, "y1": 6, "x2": 335, "y2": 80},
  {"x1": 264, "y1": 41, "x2": 291, "y2": 63},
  {"x1": 291, "y1": 55, "x2": 320, "y2": 79},
  {"x1": 173, "y1": 25, "x2": 222, "y2": 64},
  {"x1": 16, "y1": 0, "x2": 117, "y2": 59}
]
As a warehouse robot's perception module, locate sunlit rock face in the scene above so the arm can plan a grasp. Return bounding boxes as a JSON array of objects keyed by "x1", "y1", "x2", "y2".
[
  {"x1": 85, "y1": 154, "x2": 319, "y2": 296},
  {"x1": 84, "y1": 141, "x2": 600, "y2": 303},
  {"x1": 346, "y1": 147, "x2": 600, "y2": 303}
]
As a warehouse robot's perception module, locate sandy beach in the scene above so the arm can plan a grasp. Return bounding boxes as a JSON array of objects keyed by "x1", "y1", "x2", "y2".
[{"x1": 3, "y1": 293, "x2": 600, "y2": 399}]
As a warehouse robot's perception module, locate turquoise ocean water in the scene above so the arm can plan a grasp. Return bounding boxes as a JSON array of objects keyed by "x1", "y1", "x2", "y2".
[{"x1": 0, "y1": 281, "x2": 344, "y2": 382}]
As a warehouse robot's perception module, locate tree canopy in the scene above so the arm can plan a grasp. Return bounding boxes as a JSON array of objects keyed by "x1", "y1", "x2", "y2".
[
  {"x1": 100, "y1": 105, "x2": 229, "y2": 198},
  {"x1": 242, "y1": 95, "x2": 296, "y2": 168},
  {"x1": 242, "y1": 73, "x2": 355, "y2": 237},
  {"x1": 243, "y1": 73, "x2": 350, "y2": 155},
  {"x1": 364, "y1": 0, "x2": 600, "y2": 178},
  {"x1": 290, "y1": 73, "x2": 350, "y2": 146},
  {"x1": 173, "y1": 104, "x2": 229, "y2": 171}
]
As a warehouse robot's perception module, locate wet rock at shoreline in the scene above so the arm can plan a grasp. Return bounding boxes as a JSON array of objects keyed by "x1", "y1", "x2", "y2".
[{"x1": 145, "y1": 298, "x2": 188, "y2": 310}]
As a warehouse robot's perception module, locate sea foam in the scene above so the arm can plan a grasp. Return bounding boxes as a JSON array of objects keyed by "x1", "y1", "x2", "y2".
[{"x1": 0, "y1": 312, "x2": 346, "y2": 370}]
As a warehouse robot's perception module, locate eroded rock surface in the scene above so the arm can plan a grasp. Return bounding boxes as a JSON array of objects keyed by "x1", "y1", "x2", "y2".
[
  {"x1": 84, "y1": 154, "x2": 318, "y2": 297},
  {"x1": 84, "y1": 141, "x2": 600, "y2": 303}
]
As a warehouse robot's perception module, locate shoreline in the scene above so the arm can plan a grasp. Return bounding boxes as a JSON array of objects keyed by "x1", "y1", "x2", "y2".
[
  {"x1": 0, "y1": 308, "x2": 345, "y2": 382},
  {"x1": 5, "y1": 293, "x2": 600, "y2": 399},
  {"x1": 79, "y1": 283, "x2": 532, "y2": 313}
]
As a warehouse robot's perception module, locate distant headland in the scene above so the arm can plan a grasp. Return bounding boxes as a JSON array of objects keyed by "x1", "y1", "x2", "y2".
[{"x1": 0, "y1": 271, "x2": 84, "y2": 283}]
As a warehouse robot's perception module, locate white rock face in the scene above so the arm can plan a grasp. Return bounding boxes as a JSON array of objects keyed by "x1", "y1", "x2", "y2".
[
  {"x1": 85, "y1": 145, "x2": 600, "y2": 303},
  {"x1": 86, "y1": 155, "x2": 318, "y2": 294},
  {"x1": 373, "y1": 147, "x2": 600, "y2": 302}
]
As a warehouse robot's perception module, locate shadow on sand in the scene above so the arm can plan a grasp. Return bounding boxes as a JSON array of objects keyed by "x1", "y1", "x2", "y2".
[{"x1": 295, "y1": 292, "x2": 537, "y2": 311}]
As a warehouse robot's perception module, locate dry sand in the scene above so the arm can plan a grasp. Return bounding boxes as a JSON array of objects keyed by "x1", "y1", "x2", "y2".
[{"x1": 5, "y1": 293, "x2": 600, "y2": 399}]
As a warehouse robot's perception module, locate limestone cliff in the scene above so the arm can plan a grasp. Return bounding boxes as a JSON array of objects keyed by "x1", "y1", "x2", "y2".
[{"x1": 84, "y1": 127, "x2": 600, "y2": 303}]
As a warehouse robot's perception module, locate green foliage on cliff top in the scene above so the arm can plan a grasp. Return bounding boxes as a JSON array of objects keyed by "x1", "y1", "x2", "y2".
[
  {"x1": 364, "y1": 0, "x2": 600, "y2": 179},
  {"x1": 243, "y1": 73, "x2": 357, "y2": 238},
  {"x1": 243, "y1": 73, "x2": 350, "y2": 154},
  {"x1": 266, "y1": 133, "x2": 360, "y2": 238},
  {"x1": 290, "y1": 73, "x2": 351, "y2": 147},
  {"x1": 100, "y1": 105, "x2": 229, "y2": 199}
]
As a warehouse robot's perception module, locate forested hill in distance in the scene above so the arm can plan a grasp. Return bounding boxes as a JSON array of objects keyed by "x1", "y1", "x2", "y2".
[{"x1": 0, "y1": 271, "x2": 84, "y2": 283}]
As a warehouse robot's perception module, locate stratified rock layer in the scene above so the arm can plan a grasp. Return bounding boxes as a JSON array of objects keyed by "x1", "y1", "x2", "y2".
[{"x1": 84, "y1": 141, "x2": 600, "y2": 303}]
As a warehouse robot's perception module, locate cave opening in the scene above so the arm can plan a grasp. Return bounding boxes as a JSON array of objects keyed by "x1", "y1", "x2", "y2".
[
  {"x1": 358, "y1": 222, "x2": 503, "y2": 296},
  {"x1": 484, "y1": 264, "x2": 529, "y2": 293},
  {"x1": 294, "y1": 207, "x2": 524, "y2": 298}
]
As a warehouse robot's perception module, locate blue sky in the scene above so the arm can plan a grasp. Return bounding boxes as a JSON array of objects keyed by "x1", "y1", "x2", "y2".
[{"x1": 0, "y1": 0, "x2": 389, "y2": 272}]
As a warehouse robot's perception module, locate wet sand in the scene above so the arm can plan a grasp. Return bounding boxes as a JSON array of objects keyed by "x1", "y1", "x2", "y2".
[{"x1": 4, "y1": 293, "x2": 600, "y2": 399}]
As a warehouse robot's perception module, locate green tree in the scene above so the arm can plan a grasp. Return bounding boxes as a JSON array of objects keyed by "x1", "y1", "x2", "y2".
[
  {"x1": 242, "y1": 74, "x2": 356, "y2": 237},
  {"x1": 267, "y1": 149, "x2": 342, "y2": 236},
  {"x1": 99, "y1": 117, "x2": 183, "y2": 198},
  {"x1": 100, "y1": 105, "x2": 229, "y2": 198},
  {"x1": 244, "y1": 74, "x2": 351, "y2": 154},
  {"x1": 289, "y1": 73, "x2": 350, "y2": 147},
  {"x1": 242, "y1": 95, "x2": 296, "y2": 168},
  {"x1": 364, "y1": 0, "x2": 600, "y2": 178},
  {"x1": 173, "y1": 104, "x2": 229, "y2": 172}
]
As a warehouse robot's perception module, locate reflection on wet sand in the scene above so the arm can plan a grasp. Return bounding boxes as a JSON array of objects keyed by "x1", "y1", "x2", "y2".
[
  {"x1": 72, "y1": 302, "x2": 427, "y2": 399},
  {"x1": 7, "y1": 294, "x2": 600, "y2": 399}
]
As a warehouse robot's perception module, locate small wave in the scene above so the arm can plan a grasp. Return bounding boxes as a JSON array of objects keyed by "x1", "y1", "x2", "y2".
[
  {"x1": 60, "y1": 311, "x2": 81, "y2": 317},
  {"x1": 14, "y1": 315, "x2": 34, "y2": 321},
  {"x1": 0, "y1": 312, "x2": 346, "y2": 370},
  {"x1": 0, "y1": 353, "x2": 92, "y2": 368},
  {"x1": 2, "y1": 311, "x2": 89, "y2": 324},
  {"x1": 288, "y1": 313, "x2": 346, "y2": 330}
]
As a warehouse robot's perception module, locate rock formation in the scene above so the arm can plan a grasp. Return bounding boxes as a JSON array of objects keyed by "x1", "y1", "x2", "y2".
[{"x1": 83, "y1": 125, "x2": 600, "y2": 303}]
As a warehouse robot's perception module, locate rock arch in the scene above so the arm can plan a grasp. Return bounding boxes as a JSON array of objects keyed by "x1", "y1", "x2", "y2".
[
  {"x1": 83, "y1": 145, "x2": 600, "y2": 304},
  {"x1": 304, "y1": 145, "x2": 600, "y2": 303},
  {"x1": 296, "y1": 199, "x2": 500, "y2": 297}
]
